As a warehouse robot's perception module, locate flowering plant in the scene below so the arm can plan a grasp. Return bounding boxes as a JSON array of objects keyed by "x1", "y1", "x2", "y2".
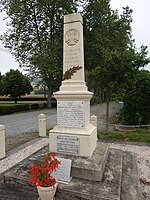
[{"x1": 29, "y1": 153, "x2": 61, "y2": 187}]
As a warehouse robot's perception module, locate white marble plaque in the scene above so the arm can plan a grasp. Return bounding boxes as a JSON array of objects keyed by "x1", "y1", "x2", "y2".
[
  {"x1": 57, "y1": 101, "x2": 84, "y2": 128},
  {"x1": 57, "y1": 135, "x2": 80, "y2": 154},
  {"x1": 52, "y1": 157, "x2": 72, "y2": 184}
]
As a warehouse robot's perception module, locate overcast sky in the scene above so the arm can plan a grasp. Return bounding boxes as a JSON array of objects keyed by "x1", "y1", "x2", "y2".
[{"x1": 0, "y1": 0, "x2": 150, "y2": 75}]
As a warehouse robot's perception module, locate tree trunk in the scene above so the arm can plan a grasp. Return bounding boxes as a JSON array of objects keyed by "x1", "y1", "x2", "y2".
[
  {"x1": 47, "y1": 89, "x2": 52, "y2": 108},
  {"x1": 105, "y1": 100, "x2": 109, "y2": 133},
  {"x1": 15, "y1": 97, "x2": 17, "y2": 104},
  {"x1": 44, "y1": 85, "x2": 47, "y2": 100}
]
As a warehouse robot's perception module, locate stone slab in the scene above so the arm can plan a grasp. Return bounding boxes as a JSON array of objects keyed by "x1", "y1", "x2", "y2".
[
  {"x1": 0, "y1": 138, "x2": 48, "y2": 178},
  {"x1": 4, "y1": 143, "x2": 108, "y2": 185},
  {"x1": 55, "y1": 148, "x2": 123, "y2": 200},
  {"x1": 121, "y1": 151, "x2": 144, "y2": 200},
  {"x1": 3, "y1": 146, "x2": 49, "y2": 187},
  {"x1": 57, "y1": 142, "x2": 109, "y2": 182},
  {"x1": 0, "y1": 182, "x2": 38, "y2": 200},
  {"x1": 2, "y1": 144, "x2": 143, "y2": 200}
]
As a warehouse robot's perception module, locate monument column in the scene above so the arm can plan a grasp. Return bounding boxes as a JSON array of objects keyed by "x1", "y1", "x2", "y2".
[{"x1": 49, "y1": 13, "x2": 97, "y2": 157}]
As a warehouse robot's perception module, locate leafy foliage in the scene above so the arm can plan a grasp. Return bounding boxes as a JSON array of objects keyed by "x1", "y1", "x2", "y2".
[
  {"x1": 0, "y1": 0, "x2": 150, "y2": 124},
  {"x1": 121, "y1": 70, "x2": 150, "y2": 125},
  {"x1": 1, "y1": 69, "x2": 33, "y2": 103},
  {"x1": 83, "y1": 1, "x2": 149, "y2": 100},
  {"x1": 81, "y1": 1, "x2": 150, "y2": 131},
  {"x1": 0, "y1": 0, "x2": 78, "y2": 106},
  {"x1": 0, "y1": 72, "x2": 3, "y2": 95}
]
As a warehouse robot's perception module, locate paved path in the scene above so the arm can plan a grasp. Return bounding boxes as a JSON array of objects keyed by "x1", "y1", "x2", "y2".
[
  {"x1": 0, "y1": 108, "x2": 57, "y2": 137},
  {"x1": 0, "y1": 102, "x2": 116, "y2": 138}
]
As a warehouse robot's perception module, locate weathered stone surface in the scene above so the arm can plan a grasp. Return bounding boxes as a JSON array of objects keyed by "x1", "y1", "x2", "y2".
[
  {"x1": 121, "y1": 151, "x2": 144, "y2": 200},
  {"x1": 4, "y1": 146, "x2": 49, "y2": 187},
  {"x1": 2, "y1": 145, "x2": 143, "y2": 200},
  {"x1": 54, "y1": 142, "x2": 109, "y2": 182},
  {"x1": 55, "y1": 149, "x2": 123, "y2": 200},
  {"x1": 70, "y1": 142, "x2": 109, "y2": 181},
  {"x1": 0, "y1": 182, "x2": 38, "y2": 200}
]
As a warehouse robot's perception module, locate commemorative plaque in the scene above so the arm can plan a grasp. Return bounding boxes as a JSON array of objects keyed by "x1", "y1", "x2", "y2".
[
  {"x1": 57, "y1": 101, "x2": 84, "y2": 128},
  {"x1": 52, "y1": 157, "x2": 72, "y2": 184},
  {"x1": 57, "y1": 135, "x2": 80, "y2": 154}
]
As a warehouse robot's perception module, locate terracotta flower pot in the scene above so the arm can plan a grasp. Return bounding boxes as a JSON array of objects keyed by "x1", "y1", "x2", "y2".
[{"x1": 37, "y1": 183, "x2": 58, "y2": 200}]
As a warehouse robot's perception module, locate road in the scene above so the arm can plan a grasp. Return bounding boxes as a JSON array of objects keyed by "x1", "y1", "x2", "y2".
[{"x1": 0, "y1": 102, "x2": 116, "y2": 138}]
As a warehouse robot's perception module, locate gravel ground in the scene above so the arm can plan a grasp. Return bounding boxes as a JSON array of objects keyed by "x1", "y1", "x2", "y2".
[{"x1": 109, "y1": 142, "x2": 150, "y2": 200}]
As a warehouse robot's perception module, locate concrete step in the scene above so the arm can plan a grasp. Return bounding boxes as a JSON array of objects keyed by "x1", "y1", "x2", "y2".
[
  {"x1": 55, "y1": 148, "x2": 123, "y2": 200},
  {"x1": 3, "y1": 143, "x2": 109, "y2": 185},
  {"x1": 59, "y1": 142, "x2": 109, "y2": 182},
  {"x1": 0, "y1": 181, "x2": 38, "y2": 200},
  {"x1": 2, "y1": 145, "x2": 143, "y2": 200},
  {"x1": 120, "y1": 151, "x2": 144, "y2": 200}
]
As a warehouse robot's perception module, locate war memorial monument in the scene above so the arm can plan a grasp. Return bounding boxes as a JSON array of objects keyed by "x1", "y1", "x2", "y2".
[
  {"x1": 48, "y1": 13, "x2": 142, "y2": 200},
  {"x1": 0, "y1": 13, "x2": 142, "y2": 200}
]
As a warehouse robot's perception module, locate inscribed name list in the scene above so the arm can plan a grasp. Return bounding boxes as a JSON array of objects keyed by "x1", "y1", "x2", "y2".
[
  {"x1": 57, "y1": 135, "x2": 80, "y2": 154},
  {"x1": 57, "y1": 101, "x2": 84, "y2": 128}
]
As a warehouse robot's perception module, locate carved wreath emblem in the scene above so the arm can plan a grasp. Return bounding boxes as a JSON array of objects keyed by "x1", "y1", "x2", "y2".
[
  {"x1": 63, "y1": 66, "x2": 82, "y2": 80},
  {"x1": 65, "y1": 29, "x2": 80, "y2": 46}
]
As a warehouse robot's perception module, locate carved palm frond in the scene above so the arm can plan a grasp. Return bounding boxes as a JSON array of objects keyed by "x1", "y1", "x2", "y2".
[{"x1": 63, "y1": 66, "x2": 82, "y2": 80}]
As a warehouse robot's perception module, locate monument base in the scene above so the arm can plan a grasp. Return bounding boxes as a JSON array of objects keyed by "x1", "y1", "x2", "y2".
[{"x1": 49, "y1": 124, "x2": 97, "y2": 157}]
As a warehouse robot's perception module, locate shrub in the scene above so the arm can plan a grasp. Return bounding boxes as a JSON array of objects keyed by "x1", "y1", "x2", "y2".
[
  {"x1": 120, "y1": 71, "x2": 150, "y2": 125},
  {"x1": 31, "y1": 103, "x2": 40, "y2": 110},
  {"x1": 0, "y1": 103, "x2": 46, "y2": 115},
  {"x1": 0, "y1": 104, "x2": 30, "y2": 115},
  {"x1": 90, "y1": 96, "x2": 101, "y2": 105}
]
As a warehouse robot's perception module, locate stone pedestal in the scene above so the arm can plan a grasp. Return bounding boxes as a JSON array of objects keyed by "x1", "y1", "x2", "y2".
[{"x1": 49, "y1": 13, "x2": 97, "y2": 157}]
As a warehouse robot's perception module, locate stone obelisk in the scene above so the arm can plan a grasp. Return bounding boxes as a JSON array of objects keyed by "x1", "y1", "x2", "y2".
[{"x1": 49, "y1": 13, "x2": 97, "y2": 157}]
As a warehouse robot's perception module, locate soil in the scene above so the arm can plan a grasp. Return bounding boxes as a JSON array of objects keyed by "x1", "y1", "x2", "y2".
[{"x1": 6, "y1": 132, "x2": 39, "y2": 152}]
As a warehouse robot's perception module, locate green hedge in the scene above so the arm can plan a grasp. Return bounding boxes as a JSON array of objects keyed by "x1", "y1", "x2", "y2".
[
  {"x1": 0, "y1": 103, "x2": 47, "y2": 115},
  {"x1": 0, "y1": 96, "x2": 46, "y2": 101},
  {"x1": 90, "y1": 96, "x2": 101, "y2": 105}
]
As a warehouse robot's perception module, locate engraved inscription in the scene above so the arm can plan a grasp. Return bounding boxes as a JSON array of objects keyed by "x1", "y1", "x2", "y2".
[
  {"x1": 57, "y1": 136, "x2": 80, "y2": 154},
  {"x1": 64, "y1": 47, "x2": 80, "y2": 67},
  {"x1": 52, "y1": 157, "x2": 72, "y2": 183},
  {"x1": 65, "y1": 29, "x2": 80, "y2": 46},
  {"x1": 57, "y1": 101, "x2": 84, "y2": 128}
]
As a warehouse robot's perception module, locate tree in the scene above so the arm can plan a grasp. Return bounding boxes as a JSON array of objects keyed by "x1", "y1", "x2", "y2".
[
  {"x1": 82, "y1": 1, "x2": 150, "y2": 132},
  {"x1": 121, "y1": 70, "x2": 150, "y2": 125},
  {"x1": 0, "y1": 72, "x2": 3, "y2": 95},
  {"x1": 1, "y1": 69, "x2": 33, "y2": 103},
  {"x1": 0, "y1": 0, "x2": 78, "y2": 107}
]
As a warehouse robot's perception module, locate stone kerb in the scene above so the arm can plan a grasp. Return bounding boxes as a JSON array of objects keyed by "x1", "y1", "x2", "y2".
[{"x1": 0, "y1": 124, "x2": 5, "y2": 159}]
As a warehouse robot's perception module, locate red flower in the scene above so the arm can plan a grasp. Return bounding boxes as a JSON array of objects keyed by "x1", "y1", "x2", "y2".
[{"x1": 28, "y1": 153, "x2": 61, "y2": 187}]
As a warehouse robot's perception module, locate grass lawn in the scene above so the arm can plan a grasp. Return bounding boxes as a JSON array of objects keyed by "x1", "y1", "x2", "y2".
[{"x1": 98, "y1": 128, "x2": 150, "y2": 143}]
